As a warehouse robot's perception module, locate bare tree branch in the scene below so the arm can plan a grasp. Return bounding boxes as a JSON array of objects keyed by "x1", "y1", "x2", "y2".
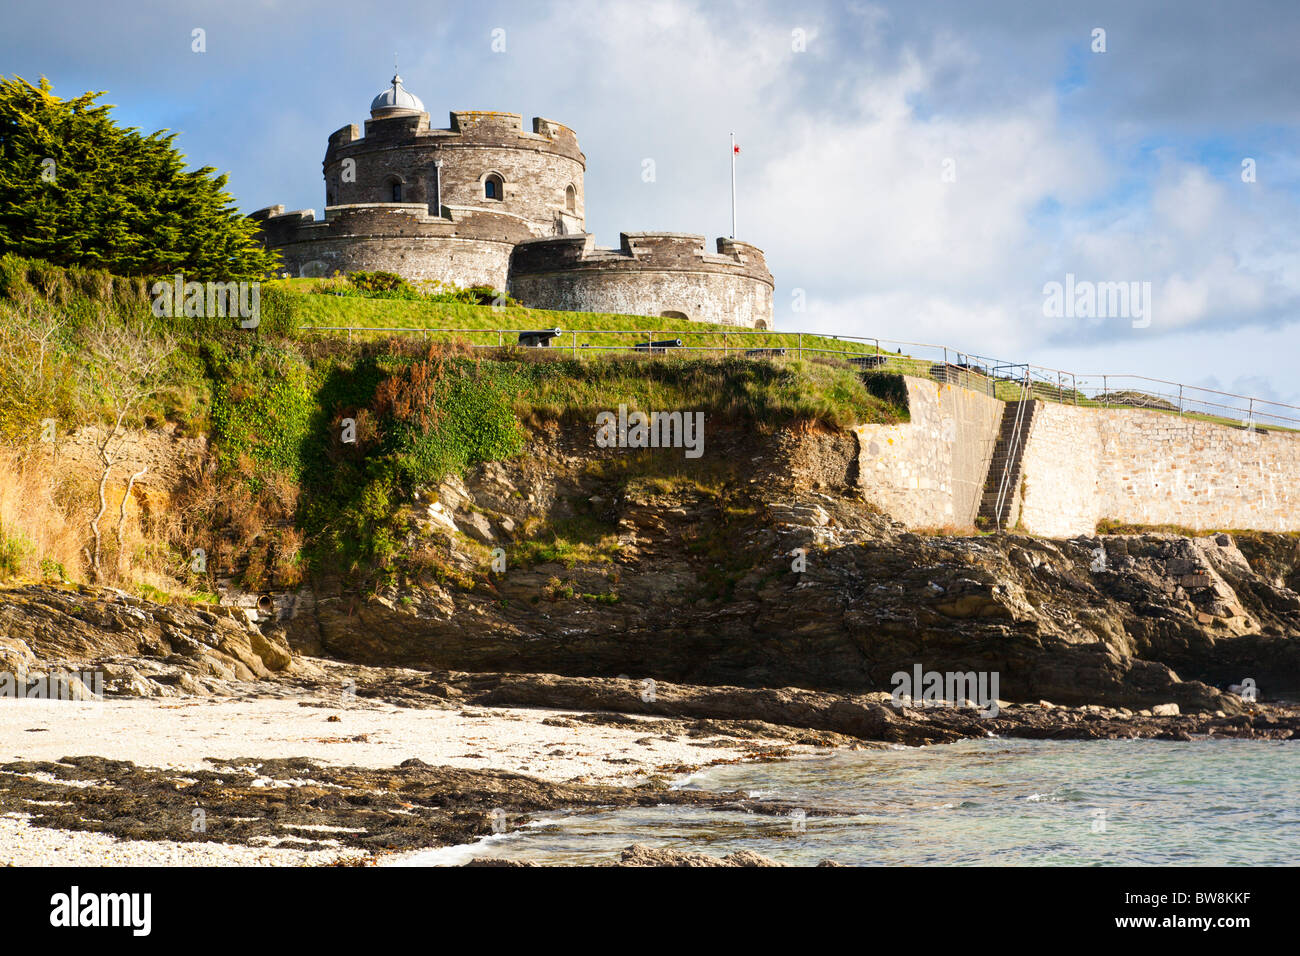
[{"x1": 79, "y1": 310, "x2": 173, "y2": 582}]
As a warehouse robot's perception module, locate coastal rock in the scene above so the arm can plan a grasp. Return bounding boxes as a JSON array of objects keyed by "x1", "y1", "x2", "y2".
[
  {"x1": 0, "y1": 756, "x2": 808, "y2": 856},
  {"x1": 0, "y1": 584, "x2": 304, "y2": 697},
  {"x1": 0, "y1": 637, "x2": 37, "y2": 673},
  {"x1": 458, "y1": 511, "x2": 496, "y2": 544},
  {"x1": 610, "y1": 844, "x2": 783, "y2": 867},
  {"x1": 463, "y1": 845, "x2": 806, "y2": 867},
  {"x1": 328, "y1": 668, "x2": 1296, "y2": 745},
  {"x1": 281, "y1": 422, "x2": 1300, "y2": 712}
]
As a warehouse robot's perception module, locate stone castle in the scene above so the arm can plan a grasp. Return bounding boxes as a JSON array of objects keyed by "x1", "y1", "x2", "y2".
[{"x1": 252, "y1": 74, "x2": 775, "y2": 328}]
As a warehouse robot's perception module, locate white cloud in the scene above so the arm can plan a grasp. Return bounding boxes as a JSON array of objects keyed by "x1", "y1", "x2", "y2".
[{"x1": 15, "y1": 0, "x2": 1297, "y2": 399}]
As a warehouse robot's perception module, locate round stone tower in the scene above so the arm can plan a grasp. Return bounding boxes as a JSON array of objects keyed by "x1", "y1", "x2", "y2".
[
  {"x1": 252, "y1": 73, "x2": 775, "y2": 327},
  {"x1": 323, "y1": 75, "x2": 586, "y2": 235},
  {"x1": 253, "y1": 74, "x2": 587, "y2": 287}
]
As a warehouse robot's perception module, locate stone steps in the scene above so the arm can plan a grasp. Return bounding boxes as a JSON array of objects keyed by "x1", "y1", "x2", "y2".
[{"x1": 977, "y1": 400, "x2": 1038, "y2": 528}]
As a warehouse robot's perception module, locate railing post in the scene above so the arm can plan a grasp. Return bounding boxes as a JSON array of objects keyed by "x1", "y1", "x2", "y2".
[
  {"x1": 724, "y1": 329, "x2": 728, "y2": 358},
  {"x1": 1178, "y1": 384, "x2": 1184, "y2": 417},
  {"x1": 1072, "y1": 374, "x2": 1077, "y2": 406},
  {"x1": 573, "y1": 330, "x2": 577, "y2": 358},
  {"x1": 498, "y1": 330, "x2": 502, "y2": 348},
  {"x1": 798, "y1": 332, "x2": 802, "y2": 360},
  {"x1": 1103, "y1": 376, "x2": 1108, "y2": 407},
  {"x1": 1248, "y1": 397, "x2": 1254, "y2": 429}
]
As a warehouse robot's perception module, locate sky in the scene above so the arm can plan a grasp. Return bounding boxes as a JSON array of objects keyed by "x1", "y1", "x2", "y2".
[{"x1": 5, "y1": 0, "x2": 1300, "y2": 406}]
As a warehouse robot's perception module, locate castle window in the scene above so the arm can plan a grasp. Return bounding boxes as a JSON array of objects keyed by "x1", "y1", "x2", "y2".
[
  {"x1": 565, "y1": 184, "x2": 576, "y2": 213},
  {"x1": 391, "y1": 181, "x2": 402, "y2": 202},
  {"x1": 484, "y1": 173, "x2": 504, "y2": 201}
]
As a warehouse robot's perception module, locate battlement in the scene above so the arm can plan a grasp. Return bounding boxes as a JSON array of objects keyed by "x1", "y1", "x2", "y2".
[
  {"x1": 254, "y1": 201, "x2": 535, "y2": 247},
  {"x1": 328, "y1": 124, "x2": 360, "y2": 149},
  {"x1": 251, "y1": 205, "x2": 317, "y2": 231},
  {"x1": 510, "y1": 232, "x2": 772, "y2": 285},
  {"x1": 326, "y1": 109, "x2": 584, "y2": 165},
  {"x1": 451, "y1": 110, "x2": 524, "y2": 131},
  {"x1": 509, "y1": 232, "x2": 774, "y2": 328}
]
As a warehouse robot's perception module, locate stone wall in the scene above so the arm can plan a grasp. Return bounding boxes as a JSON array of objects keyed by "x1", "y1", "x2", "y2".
[
  {"x1": 853, "y1": 377, "x2": 1004, "y2": 527},
  {"x1": 1019, "y1": 403, "x2": 1300, "y2": 536},
  {"x1": 1015, "y1": 404, "x2": 1102, "y2": 537},
  {"x1": 508, "y1": 233, "x2": 775, "y2": 328},
  {"x1": 323, "y1": 111, "x2": 585, "y2": 236},
  {"x1": 253, "y1": 204, "x2": 526, "y2": 287}
]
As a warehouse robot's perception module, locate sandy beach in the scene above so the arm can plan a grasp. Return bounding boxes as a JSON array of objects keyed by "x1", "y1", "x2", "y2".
[{"x1": 0, "y1": 679, "x2": 823, "y2": 866}]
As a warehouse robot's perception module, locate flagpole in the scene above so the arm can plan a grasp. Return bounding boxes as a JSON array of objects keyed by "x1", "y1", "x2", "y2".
[{"x1": 730, "y1": 132, "x2": 737, "y2": 239}]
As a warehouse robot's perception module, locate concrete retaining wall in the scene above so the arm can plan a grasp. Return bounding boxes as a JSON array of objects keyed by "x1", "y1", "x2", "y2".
[
  {"x1": 853, "y1": 377, "x2": 1004, "y2": 527},
  {"x1": 1019, "y1": 403, "x2": 1300, "y2": 535}
]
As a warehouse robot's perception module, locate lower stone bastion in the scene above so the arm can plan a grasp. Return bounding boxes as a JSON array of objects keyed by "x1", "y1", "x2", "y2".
[
  {"x1": 508, "y1": 232, "x2": 775, "y2": 329},
  {"x1": 251, "y1": 203, "x2": 530, "y2": 289}
]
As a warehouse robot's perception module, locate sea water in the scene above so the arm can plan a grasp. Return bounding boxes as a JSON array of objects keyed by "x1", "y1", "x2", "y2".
[{"x1": 425, "y1": 738, "x2": 1299, "y2": 866}]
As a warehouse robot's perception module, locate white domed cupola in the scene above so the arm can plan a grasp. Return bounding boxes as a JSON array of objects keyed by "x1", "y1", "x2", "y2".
[{"x1": 370, "y1": 73, "x2": 425, "y2": 117}]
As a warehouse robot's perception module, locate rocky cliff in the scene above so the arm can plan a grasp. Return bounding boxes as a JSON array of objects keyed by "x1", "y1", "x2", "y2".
[
  {"x1": 0, "y1": 584, "x2": 309, "y2": 698},
  {"x1": 268, "y1": 419, "x2": 1299, "y2": 713}
]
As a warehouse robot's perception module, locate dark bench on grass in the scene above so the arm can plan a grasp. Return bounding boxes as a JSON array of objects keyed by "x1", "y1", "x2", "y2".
[
  {"x1": 518, "y1": 328, "x2": 563, "y2": 347},
  {"x1": 631, "y1": 338, "x2": 683, "y2": 354},
  {"x1": 848, "y1": 354, "x2": 888, "y2": 370}
]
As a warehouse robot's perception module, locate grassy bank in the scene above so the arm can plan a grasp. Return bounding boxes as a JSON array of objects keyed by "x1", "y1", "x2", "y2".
[
  {"x1": 272, "y1": 277, "x2": 884, "y2": 358},
  {"x1": 0, "y1": 256, "x2": 904, "y2": 592}
]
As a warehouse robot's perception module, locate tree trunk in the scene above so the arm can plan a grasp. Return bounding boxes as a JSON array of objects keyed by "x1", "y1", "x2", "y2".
[
  {"x1": 90, "y1": 459, "x2": 110, "y2": 583},
  {"x1": 114, "y1": 465, "x2": 148, "y2": 579}
]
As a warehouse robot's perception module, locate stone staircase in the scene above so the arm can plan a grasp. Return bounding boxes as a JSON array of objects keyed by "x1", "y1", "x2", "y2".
[{"x1": 977, "y1": 399, "x2": 1038, "y2": 529}]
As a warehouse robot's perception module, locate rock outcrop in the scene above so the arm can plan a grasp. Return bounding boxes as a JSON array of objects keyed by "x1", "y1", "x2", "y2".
[
  {"x1": 0, "y1": 584, "x2": 309, "y2": 697},
  {"x1": 5, "y1": 420, "x2": 1297, "y2": 714},
  {"x1": 278, "y1": 421, "x2": 1300, "y2": 713}
]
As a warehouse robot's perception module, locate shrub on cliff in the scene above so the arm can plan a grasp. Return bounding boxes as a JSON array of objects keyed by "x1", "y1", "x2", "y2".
[
  {"x1": 335, "y1": 272, "x2": 517, "y2": 307},
  {"x1": 0, "y1": 75, "x2": 278, "y2": 280},
  {"x1": 299, "y1": 344, "x2": 526, "y2": 576},
  {"x1": 344, "y1": 271, "x2": 418, "y2": 298}
]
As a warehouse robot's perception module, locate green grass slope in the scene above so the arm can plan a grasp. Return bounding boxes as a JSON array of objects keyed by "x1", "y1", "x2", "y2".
[{"x1": 271, "y1": 277, "x2": 885, "y2": 358}]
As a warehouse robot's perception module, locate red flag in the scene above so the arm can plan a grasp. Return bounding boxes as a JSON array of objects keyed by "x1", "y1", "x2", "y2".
[{"x1": 733, "y1": 143, "x2": 741, "y2": 154}]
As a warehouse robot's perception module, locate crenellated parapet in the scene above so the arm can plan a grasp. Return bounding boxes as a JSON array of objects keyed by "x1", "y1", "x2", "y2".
[
  {"x1": 508, "y1": 232, "x2": 775, "y2": 328},
  {"x1": 250, "y1": 202, "x2": 530, "y2": 285},
  {"x1": 509, "y1": 232, "x2": 771, "y2": 281}
]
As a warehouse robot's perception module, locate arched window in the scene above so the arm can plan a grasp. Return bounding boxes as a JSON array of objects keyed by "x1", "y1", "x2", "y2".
[
  {"x1": 390, "y1": 181, "x2": 402, "y2": 202},
  {"x1": 565, "y1": 184, "x2": 576, "y2": 213},
  {"x1": 484, "y1": 173, "x2": 504, "y2": 201}
]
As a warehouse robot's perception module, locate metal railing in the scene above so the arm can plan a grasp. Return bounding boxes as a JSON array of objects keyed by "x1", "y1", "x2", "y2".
[
  {"x1": 992, "y1": 371, "x2": 1033, "y2": 530},
  {"x1": 300, "y1": 324, "x2": 1300, "y2": 432}
]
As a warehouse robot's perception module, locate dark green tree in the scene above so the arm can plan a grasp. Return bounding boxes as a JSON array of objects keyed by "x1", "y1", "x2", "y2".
[{"x1": 0, "y1": 75, "x2": 278, "y2": 281}]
